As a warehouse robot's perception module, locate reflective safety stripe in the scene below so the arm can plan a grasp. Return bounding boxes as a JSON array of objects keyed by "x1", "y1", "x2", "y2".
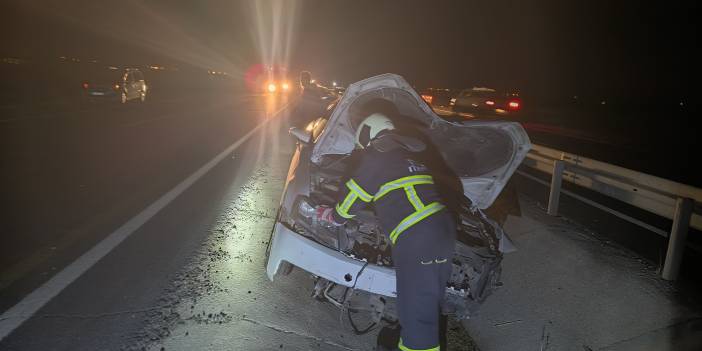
[
  {"x1": 335, "y1": 179, "x2": 373, "y2": 219},
  {"x1": 398, "y1": 338, "x2": 439, "y2": 351},
  {"x1": 335, "y1": 193, "x2": 358, "y2": 219},
  {"x1": 372, "y1": 174, "x2": 443, "y2": 245},
  {"x1": 389, "y1": 202, "x2": 445, "y2": 244},
  {"x1": 335, "y1": 174, "x2": 443, "y2": 243},
  {"x1": 374, "y1": 175, "x2": 434, "y2": 201},
  {"x1": 347, "y1": 179, "x2": 373, "y2": 202},
  {"x1": 404, "y1": 185, "x2": 424, "y2": 212}
]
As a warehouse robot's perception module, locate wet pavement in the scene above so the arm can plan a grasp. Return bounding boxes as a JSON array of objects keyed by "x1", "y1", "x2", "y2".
[
  {"x1": 3, "y1": 99, "x2": 700, "y2": 350},
  {"x1": 133, "y1": 117, "x2": 379, "y2": 351},
  {"x1": 0, "y1": 94, "x2": 475, "y2": 351},
  {"x1": 119, "y1": 114, "x2": 477, "y2": 351}
]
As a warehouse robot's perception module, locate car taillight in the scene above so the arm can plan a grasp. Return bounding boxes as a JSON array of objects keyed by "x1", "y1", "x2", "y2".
[
  {"x1": 485, "y1": 100, "x2": 495, "y2": 106},
  {"x1": 421, "y1": 94, "x2": 433, "y2": 104},
  {"x1": 82, "y1": 82, "x2": 89, "y2": 89},
  {"x1": 508, "y1": 100, "x2": 521, "y2": 111}
]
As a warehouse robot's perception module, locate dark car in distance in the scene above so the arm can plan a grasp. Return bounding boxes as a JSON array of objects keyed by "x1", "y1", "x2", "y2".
[
  {"x1": 82, "y1": 67, "x2": 147, "y2": 104},
  {"x1": 450, "y1": 87, "x2": 521, "y2": 116},
  {"x1": 418, "y1": 88, "x2": 454, "y2": 107}
]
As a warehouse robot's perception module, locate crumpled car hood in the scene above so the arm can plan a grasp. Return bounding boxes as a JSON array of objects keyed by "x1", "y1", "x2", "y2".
[{"x1": 312, "y1": 73, "x2": 531, "y2": 209}]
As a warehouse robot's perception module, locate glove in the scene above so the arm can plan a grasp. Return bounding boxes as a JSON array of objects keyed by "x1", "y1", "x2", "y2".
[{"x1": 315, "y1": 206, "x2": 343, "y2": 226}]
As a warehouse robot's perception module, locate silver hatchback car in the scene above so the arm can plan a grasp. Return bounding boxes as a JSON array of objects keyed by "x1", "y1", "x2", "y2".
[{"x1": 265, "y1": 74, "x2": 531, "y2": 322}]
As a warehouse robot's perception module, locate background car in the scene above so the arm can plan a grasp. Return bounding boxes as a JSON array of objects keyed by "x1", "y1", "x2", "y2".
[
  {"x1": 82, "y1": 67, "x2": 147, "y2": 103},
  {"x1": 450, "y1": 87, "x2": 521, "y2": 116},
  {"x1": 260, "y1": 65, "x2": 293, "y2": 94},
  {"x1": 419, "y1": 87, "x2": 454, "y2": 107}
]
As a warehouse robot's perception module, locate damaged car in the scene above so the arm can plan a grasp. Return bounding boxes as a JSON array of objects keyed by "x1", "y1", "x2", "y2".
[{"x1": 265, "y1": 73, "x2": 530, "y2": 326}]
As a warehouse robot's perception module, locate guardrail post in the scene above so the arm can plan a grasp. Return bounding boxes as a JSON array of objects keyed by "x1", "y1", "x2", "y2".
[
  {"x1": 661, "y1": 197, "x2": 694, "y2": 280},
  {"x1": 547, "y1": 160, "x2": 565, "y2": 216}
]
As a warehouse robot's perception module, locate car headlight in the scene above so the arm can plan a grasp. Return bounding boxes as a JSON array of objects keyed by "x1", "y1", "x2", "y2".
[{"x1": 298, "y1": 199, "x2": 316, "y2": 219}]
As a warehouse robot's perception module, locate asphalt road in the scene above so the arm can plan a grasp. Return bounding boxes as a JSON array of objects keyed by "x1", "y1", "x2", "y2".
[
  {"x1": 3, "y1": 86, "x2": 693, "y2": 350},
  {"x1": 0, "y1": 87, "x2": 266, "y2": 310},
  {"x1": 0, "y1": 87, "x2": 478, "y2": 350},
  {"x1": 0, "y1": 87, "x2": 313, "y2": 349}
]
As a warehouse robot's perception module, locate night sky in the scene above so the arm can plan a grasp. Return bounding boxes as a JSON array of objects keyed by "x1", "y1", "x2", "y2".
[{"x1": 1, "y1": 0, "x2": 698, "y2": 99}]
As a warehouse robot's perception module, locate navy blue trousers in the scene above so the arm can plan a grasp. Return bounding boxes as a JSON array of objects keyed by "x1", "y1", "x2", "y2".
[{"x1": 391, "y1": 211, "x2": 455, "y2": 350}]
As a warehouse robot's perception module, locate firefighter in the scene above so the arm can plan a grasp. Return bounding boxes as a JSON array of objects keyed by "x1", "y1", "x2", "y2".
[{"x1": 315, "y1": 112, "x2": 455, "y2": 351}]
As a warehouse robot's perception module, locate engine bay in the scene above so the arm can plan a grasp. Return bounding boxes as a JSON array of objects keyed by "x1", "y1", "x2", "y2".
[{"x1": 286, "y1": 154, "x2": 506, "y2": 320}]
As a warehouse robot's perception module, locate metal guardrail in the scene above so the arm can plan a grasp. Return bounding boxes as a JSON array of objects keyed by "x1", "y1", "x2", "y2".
[{"x1": 518, "y1": 144, "x2": 701, "y2": 281}]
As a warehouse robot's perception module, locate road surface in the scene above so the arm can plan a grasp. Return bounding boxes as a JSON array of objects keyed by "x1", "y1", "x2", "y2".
[
  {"x1": 1, "y1": 86, "x2": 474, "y2": 350},
  {"x1": 1, "y1": 85, "x2": 699, "y2": 351}
]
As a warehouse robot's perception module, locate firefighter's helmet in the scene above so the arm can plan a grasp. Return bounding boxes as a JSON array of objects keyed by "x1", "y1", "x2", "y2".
[{"x1": 355, "y1": 113, "x2": 395, "y2": 149}]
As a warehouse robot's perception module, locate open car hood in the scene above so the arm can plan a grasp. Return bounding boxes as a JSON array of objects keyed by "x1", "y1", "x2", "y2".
[{"x1": 311, "y1": 74, "x2": 531, "y2": 209}]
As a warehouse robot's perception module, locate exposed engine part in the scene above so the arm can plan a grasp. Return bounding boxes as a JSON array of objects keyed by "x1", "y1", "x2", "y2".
[{"x1": 294, "y1": 159, "x2": 506, "y2": 322}]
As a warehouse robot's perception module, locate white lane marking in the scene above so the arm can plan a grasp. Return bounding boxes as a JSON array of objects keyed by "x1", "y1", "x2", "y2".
[{"x1": 0, "y1": 102, "x2": 292, "y2": 341}]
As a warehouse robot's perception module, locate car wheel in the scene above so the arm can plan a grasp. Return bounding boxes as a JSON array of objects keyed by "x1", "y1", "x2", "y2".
[{"x1": 120, "y1": 92, "x2": 127, "y2": 104}]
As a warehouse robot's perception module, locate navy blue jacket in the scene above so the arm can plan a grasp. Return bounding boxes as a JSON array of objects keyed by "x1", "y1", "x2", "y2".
[{"x1": 331, "y1": 133, "x2": 447, "y2": 244}]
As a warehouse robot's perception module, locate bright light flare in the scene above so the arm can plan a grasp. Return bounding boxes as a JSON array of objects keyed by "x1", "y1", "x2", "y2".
[
  {"x1": 282, "y1": 82, "x2": 290, "y2": 91},
  {"x1": 485, "y1": 100, "x2": 496, "y2": 106},
  {"x1": 267, "y1": 83, "x2": 277, "y2": 93},
  {"x1": 249, "y1": 1, "x2": 299, "y2": 78}
]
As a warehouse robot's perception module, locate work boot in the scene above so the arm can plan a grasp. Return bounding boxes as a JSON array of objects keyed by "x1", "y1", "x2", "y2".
[{"x1": 375, "y1": 325, "x2": 401, "y2": 351}]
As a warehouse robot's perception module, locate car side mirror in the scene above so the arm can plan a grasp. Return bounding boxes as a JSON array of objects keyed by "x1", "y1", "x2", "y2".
[{"x1": 289, "y1": 127, "x2": 311, "y2": 144}]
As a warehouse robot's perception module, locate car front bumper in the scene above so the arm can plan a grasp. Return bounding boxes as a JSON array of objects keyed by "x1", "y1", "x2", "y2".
[{"x1": 266, "y1": 221, "x2": 397, "y2": 298}]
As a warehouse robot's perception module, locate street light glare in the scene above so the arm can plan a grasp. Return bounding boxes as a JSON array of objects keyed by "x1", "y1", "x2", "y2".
[{"x1": 249, "y1": 0, "x2": 299, "y2": 73}]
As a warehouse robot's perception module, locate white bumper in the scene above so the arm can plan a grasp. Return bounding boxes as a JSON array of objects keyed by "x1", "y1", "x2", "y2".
[{"x1": 266, "y1": 222, "x2": 397, "y2": 297}]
